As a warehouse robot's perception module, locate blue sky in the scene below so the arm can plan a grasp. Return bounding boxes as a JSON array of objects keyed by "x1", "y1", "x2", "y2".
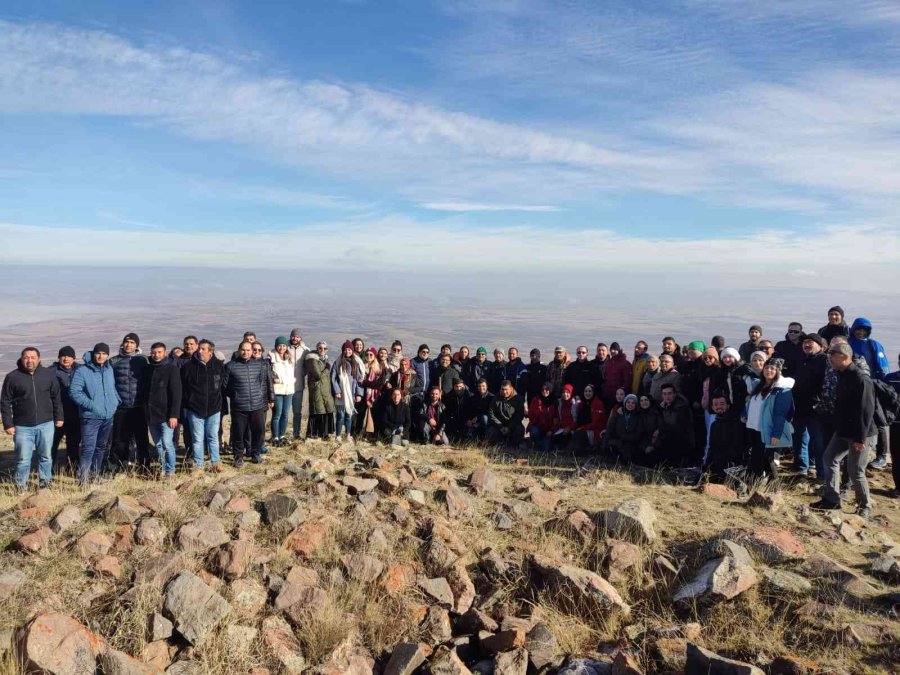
[{"x1": 0, "y1": 0, "x2": 898, "y2": 273}]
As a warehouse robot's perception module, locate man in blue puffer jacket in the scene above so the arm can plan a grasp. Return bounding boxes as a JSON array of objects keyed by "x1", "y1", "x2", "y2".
[
  {"x1": 848, "y1": 317, "x2": 891, "y2": 469},
  {"x1": 224, "y1": 340, "x2": 274, "y2": 467},
  {"x1": 109, "y1": 332, "x2": 150, "y2": 470},
  {"x1": 69, "y1": 344, "x2": 121, "y2": 487}
]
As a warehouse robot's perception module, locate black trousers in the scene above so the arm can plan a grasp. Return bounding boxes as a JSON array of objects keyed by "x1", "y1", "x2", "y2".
[
  {"x1": 111, "y1": 407, "x2": 150, "y2": 468},
  {"x1": 231, "y1": 408, "x2": 266, "y2": 459},
  {"x1": 52, "y1": 415, "x2": 82, "y2": 465},
  {"x1": 749, "y1": 429, "x2": 778, "y2": 480}
]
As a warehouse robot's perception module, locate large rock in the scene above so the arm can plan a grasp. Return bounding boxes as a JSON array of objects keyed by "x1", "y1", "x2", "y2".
[
  {"x1": 468, "y1": 468, "x2": 500, "y2": 495},
  {"x1": 50, "y1": 504, "x2": 83, "y2": 534},
  {"x1": 545, "y1": 510, "x2": 596, "y2": 543},
  {"x1": 384, "y1": 642, "x2": 432, "y2": 675},
  {"x1": 673, "y1": 542, "x2": 758, "y2": 606},
  {"x1": 343, "y1": 476, "x2": 379, "y2": 495},
  {"x1": 446, "y1": 560, "x2": 476, "y2": 614},
  {"x1": 525, "y1": 622, "x2": 561, "y2": 670},
  {"x1": 75, "y1": 528, "x2": 113, "y2": 559},
  {"x1": 760, "y1": 568, "x2": 812, "y2": 595},
  {"x1": 104, "y1": 495, "x2": 148, "y2": 524},
  {"x1": 428, "y1": 646, "x2": 473, "y2": 675},
  {"x1": 177, "y1": 515, "x2": 229, "y2": 552},
  {"x1": 264, "y1": 493, "x2": 304, "y2": 528},
  {"x1": 598, "y1": 499, "x2": 657, "y2": 544},
  {"x1": 804, "y1": 552, "x2": 857, "y2": 581},
  {"x1": 216, "y1": 539, "x2": 255, "y2": 580},
  {"x1": 494, "y1": 648, "x2": 529, "y2": 675},
  {"x1": 262, "y1": 615, "x2": 306, "y2": 674},
  {"x1": 341, "y1": 553, "x2": 385, "y2": 583},
  {"x1": 138, "y1": 489, "x2": 179, "y2": 514},
  {"x1": 437, "y1": 484, "x2": 474, "y2": 518},
  {"x1": 133, "y1": 552, "x2": 186, "y2": 589},
  {"x1": 283, "y1": 518, "x2": 331, "y2": 558},
  {"x1": 17, "y1": 612, "x2": 106, "y2": 675},
  {"x1": 529, "y1": 554, "x2": 630, "y2": 616},
  {"x1": 13, "y1": 526, "x2": 54, "y2": 553},
  {"x1": 418, "y1": 577, "x2": 455, "y2": 608},
  {"x1": 163, "y1": 571, "x2": 231, "y2": 646},
  {"x1": 605, "y1": 539, "x2": 643, "y2": 585},
  {"x1": 723, "y1": 527, "x2": 805, "y2": 565},
  {"x1": 0, "y1": 570, "x2": 27, "y2": 602},
  {"x1": 100, "y1": 648, "x2": 163, "y2": 674},
  {"x1": 684, "y1": 643, "x2": 764, "y2": 674},
  {"x1": 135, "y1": 518, "x2": 168, "y2": 547}
]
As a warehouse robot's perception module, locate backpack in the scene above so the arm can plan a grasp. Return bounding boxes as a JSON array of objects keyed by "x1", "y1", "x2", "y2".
[{"x1": 872, "y1": 378, "x2": 900, "y2": 426}]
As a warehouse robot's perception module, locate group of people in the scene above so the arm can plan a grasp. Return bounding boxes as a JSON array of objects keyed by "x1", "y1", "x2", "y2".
[{"x1": 2, "y1": 307, "x2": 898, "y2": 517}]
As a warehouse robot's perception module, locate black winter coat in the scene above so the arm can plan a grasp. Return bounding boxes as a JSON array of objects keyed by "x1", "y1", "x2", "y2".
[
  {"x1": 833, "y1": 363, "x2": 876, "y2": 443},
  {"x1": 1, "y1": 362, "x2": 62, "y2": 428},
  {"x1": 181, "y1": 355, "x2": 225, "y2": 418},
  {"x1": 47, "y1": 362, "x2": 80, "y2": 419},
  {"x1": 381, "y1": 401, "x2": 411, "y2": 438},
  {"x1": 443, "y1": 389, "x2": 472, "y2": 435},
  {"x1": 774, "y1": 337, "x2": 805, "y2": 377},
  {"x1": 224, "y1": 357, "x2": 274, "y2": 412},
  {"x1": 520, "y1": 362, "x2": 548, "y2": 405},
  {"x1": 793, "y1": 352, "x2": 827, "y2": 418},
  {"x1": 109, "y1": 350, "x2": 148, "y2": 408},
  {"x1": 564, "y1": 359, "x2": 598, "y2": 400},
  {"x1": 141, "y1": 358, "x2": 182, "y2": 425}
]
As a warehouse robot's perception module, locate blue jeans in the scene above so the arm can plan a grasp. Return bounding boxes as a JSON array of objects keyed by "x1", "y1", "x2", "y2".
[
  {"x1": 795, "y1": 415, "x2": 825, "y2": 476},
  {"x1": 14, "y1": 421, "x2": 55, "y2": 488},
  {"x1": 792, "y1": 416, "x2": 811, "y2": 473},
  {"x1": 336, "y1": 407, "x2": 355, "y2": 437},
  {"x1": 291, "y1": 389, "x2": 305, "y2": 437},
  {"x1": 79, "y1": 417, "x2": 114, "y2": 484},
  {"x1": 272, "y1": 394, "x2": 291, "y2": 438},
  {"x1": 186, "y1": 410, "x2": 221, "y2": 468},
  {"x1": 529, "y1": 425, "x2": 551, "y2": 452},
  {"x1": 149, "y1": 422, "x2": 176, "y2": 476}
]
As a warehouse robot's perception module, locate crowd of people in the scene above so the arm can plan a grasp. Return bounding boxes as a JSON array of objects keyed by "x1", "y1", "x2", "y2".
[{"x1": 2, "y1": 307, "x2": 899, "y2": 518}]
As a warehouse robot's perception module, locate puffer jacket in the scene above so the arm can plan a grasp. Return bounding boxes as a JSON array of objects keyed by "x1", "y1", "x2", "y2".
[
  {"x1": 746, "y1": 377, "x2": 795, "y2": 448},
  {"x1": 224, "y1": 356, "x2": 274, "y2": 412},
  {"x1": 270, "y1": 351, "x2": 296, "y2": 395},
  {"x1": 848, "y1": 317, "x2": 889, "y2": 380},
  {"x1": 527, "y1": 395, "x2": 556, "y2": 434},
  {"x1": 306, "y1": 353, "x2": 335, "y2": 414},
  {"x1": 109, "y1": 348, "x2": 148, "y2": 409},
  {"x1": 69, "y1": 352, "x2": 121, "y2": 420}
]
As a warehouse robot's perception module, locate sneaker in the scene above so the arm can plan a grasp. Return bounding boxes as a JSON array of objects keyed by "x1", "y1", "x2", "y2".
[
  {"x1": 810, "y1": 498, "x2": 841, "y2": 511},
  {"x1": 856, "y1": 506, "x2": 872, "y2": 518},
  {"x1": 868, "y1": 457, "x2": 888, "y2": 471},
  {"x1": 38, "y1": 480, "x2": 51, "y2": 490},
  {"x1": 234, "y1": 457, "x2": 244, "y2": 468},
  {"x1": 260, "y1": 446, "x2": 270, "y2": 455},
  {"x1": 250, "y1": 454, "x2": 263, "y2": 464}
]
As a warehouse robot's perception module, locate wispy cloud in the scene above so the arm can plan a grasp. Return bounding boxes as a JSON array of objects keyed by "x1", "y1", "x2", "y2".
[
  {"x1": 420, "y1": 202, "x2": 559, "y2": 212},
  {"x1": 97, "y1": 210, "x2": 163, "y2": 229}
]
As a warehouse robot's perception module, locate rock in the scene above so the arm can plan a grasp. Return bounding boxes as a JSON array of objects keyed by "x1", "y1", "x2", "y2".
[
  {"x1": 75, "y1": 528, "x2": 113, "y2": 559},
  {"x1": 165, "y1": 660, "x2": 203, "y2": 674},
  {"x1": 652, "y1": 555, "x2": 680, "y2": 584},
  {"x1": 723, "y1": 527, "x2": 805, "y2": 564},
  {"x1": 423, "y1": 606, "x2": 453, "y2": 644},
  {"x1": 312, "y1": 632, "x2": 375, "y2": 675},
  {"x1": 133, "y1": 552, "x2": 186, "y2": 589},
  {"x1": 529, "y1": 554, "x2": 631, "y2": 616},
  {"x1": 138, "y1": 489, "x2": 179, "y2": 514},
  {"x1": 500, "y1": 616, "x2": 534, "y2": 632},
  {"x1": 341, "y1": 553, "x2": 385, "y2": 583},
  {"x1": 384, "y1": 642, "x2": 432, "y2": 675},
  {"x1": 446, "y1": 560, "x2": 476, "y2": 614},
  {"x1": 840, "y1": 576, "x2": 880, "y2": 601},
  {"x1": 262, "y1": 616, "x2": 306, "y2": 674},
  {"x1": 230, "y1": 578, "x2": 267, "y2": 618},
  {"x1": 76, "y1": 581, "x2": 113, "y2": 607},
  {"x1": 527, "y1": 488, "x2": 560, "y2": 511},
  {"x1": 468, "y1": 468, "x2": 500, "y2": 494},
  {"x1": 383, "y1": 563, "x2": 416, "y2": 594},
  {"x1": 0, "y1": 570, "x2": 27, "y2": 602},
  {"x1": 225, "y1": 624, "x2": 258, "y2": 655},
  {"x1": 375, "y1": 469, "x2": 401, "y2": 494},
  {"x1": 216, "y1": 539, "x2": 254, "y2": 580},
  {"x1": 760, "y1": 567, "x2": 812, "y2": 594},
  {"x1": 424, "y1": 537, "x2": 460, "y2": 574},
  {"x1": 177, "y1": 515, "x2": 229, "y2": 552},
  {"x1": 13, "y1": 526, "x2": 54, "y2": 553},
  {"x1": 494, "y1": 648, "x2": 529, "y2": 675},
  {"x1": 112, "y1": 524, "x2": 134, "y2": 553},
  {"x1": 235, "y1": 510, "x2": 262, "y2": 531},
  {"x1": 135, "y1": 518, "x2": 167, "y2": 547},
  {"x1": 207, "y1": 491, "x2": 229, "y2": 513},
  {"x1": 406, "y1": 490, "x2": 427, "y2": 508},
  {"x1": 651, "y1": 637, "x2": 687, "y2": 671},
  {"x1": 150, "y1": 613, "x2": 173, "y2": 642},
  {"x1": 557, "y1": 658, "x2": 613, "y2": 675},
  {"x1": 605, "y1": 539, "x2": 643, "y2": 584},
  {"x1": 104, "y1": 495, "x2": 148, "y2": 524},
  {"x1": 673, "y1": 544, "x2": 758, "y2": 606},
  {"x1": 611, "y1": 651, "x2": 643, "y2": 675},
  {"x1": 357, "y1": 490, "x2": 378, "y2": 514},
  {"x1": 141, "y1": 641, "x2": 174, "y2": 671},
  {"x1": 429, "y1": 646, "x2": 473, "y2": 675},
  {"x1": 438, "y1": 484, "x2": 474, "y2": 518},
  {"x1": 283, "y1": 518, "x2": 331, "y2": 558},
  {"x1": 225, "y1": 495, "x2": 251, "y2": 512},
  {"x1": 286, "y1": 565, "x2": 320, "y2": 586},
  {"x1": 525, "y1": 622, "x2": 560, "y2": 670},
  {"x1": 163, "y1": 571, "x2": 231, "y2": 646},
  {"x1": 264, "y1": 493, "x2": 304, "y2": 528},
  {"x1": 547, "y1": 510, "x2": 596, "y2": 543},
  {"x1": 259, "y1": 475, "x2": 294, "y2": 496},
  {"x1": 418, "y1": 577, "x2": 455, "y2": 608},
  {"x1": 870, "y1": 555, "x2": 900, "y2": 581},
  {"x1": 698, "y1": 483, "x2": 738, "y2": 500},
  {"x1": 344, "y1": 476, "x2": 379, "y2": 494},
  {"x1": 804, "y1": 552, "x2": 856, "y2": 581},
  {"x1": 101, "y1": 648, "x2": 162, "y2": 674},
  {"x1": 17, "y1": 612, "x2": 106, "y2": 675},
  {"x1": 50, "y1": 504, "x2": 83, "y2": 534},
  {"x1": 481, "y1": 629, "x2": 526, "y2": 654},
  {"x1": 94, "y1": 555, "x2": 123, "y2": 579},
  {"x1": 684, "y1": 643, "x2": 764, "y2": 675},
  {"x1": 598, "y1": 498, "x2": 657, "y2": 544},
  {"x1": 490, "y1": 512, "x2": 513, "y2": 530},
  {"x1": 769, "y1": 655, "x2": 821, "y2": 674},
  {"x1": 745, "y1": 491, "x2": 785, "y2": 513}
]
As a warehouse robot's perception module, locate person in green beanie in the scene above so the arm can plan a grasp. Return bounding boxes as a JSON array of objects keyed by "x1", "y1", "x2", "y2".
[{"x1": 269, "y1": 336, "x2": 295, "y2": 445}]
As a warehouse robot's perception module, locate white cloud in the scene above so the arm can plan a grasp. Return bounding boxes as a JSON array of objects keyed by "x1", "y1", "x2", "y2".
[{"x1": 420, "y1": 202, "x2": 559, "y2": 212}]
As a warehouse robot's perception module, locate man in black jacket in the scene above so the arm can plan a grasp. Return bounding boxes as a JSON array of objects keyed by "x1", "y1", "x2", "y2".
[
  {"x1": 520, "y1": 349, "x2": 548, "y2": 407},
  {"x1": 380, "y1": 388, "x2": 411, "y2": 446},
  {"x1": 774, "y1": 322, "x2": 805, "y2": 377},
  {"x1": 413, "y1": 386, "x2": 449, "y2": 445},
  {"x1": 109, "y1": 332, "x2": 150, "y2": 470},
  {"x1": 812, "y1": 342, "x2": 875, "y2": 517},
  {"x1": 181, "y1": 339, "x2": 225, "y2": 473},
  {"x1": 486, "y1": 380, "x2": 525, "y2": 447},
  {"x1": 565, "y1": 346, "x2": 597, "y2": 401},
  {"x1": 1, "y1": 347, "x2": 63, "y2": 490},
  {"x1": 48, "y1": 346, "x2": 81, "y2": 467},
  {"x1": 443, "y1": 378, "x2": 472, "y2": 442},
  {"x1": 142, "y1": 342, "x2": 182, "y2": 478},
  {"x1": 738, "y1": 325, "x2": 763, "y2": 363},
  {"x1": 792, "y1": 334, "x2": 828, "y2": 478},
  {"x1": 224, "y1": 340, "x2": 274, "y2": 466},
  {"x1": 465, "y1": 378, "x2": 494, "y2": 440}
]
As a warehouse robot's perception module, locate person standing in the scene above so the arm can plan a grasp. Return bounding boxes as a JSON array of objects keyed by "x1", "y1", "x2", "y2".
[
  {"x1": 738, "y1": 326, "x2": 763, "y2": 363},
  {"x1": 181, "y1": 339, "x2": 224, "y2": 473},
  {"x1": 224, "y1": 340, "x2": 274, "y2": 466},
  {"x1": 818, "y1": 306, "x2": 849, "y2": 344},
  {"x1": 774, "y1": 322, "x2": 805, "y2": 377},
  {"x1": 602, "y1": 342, "x2": 633, "y2": 408},
  {"x1": 847, "y1": 317, "x2": 891, "y2": 469},
  {"x1": 2, "y1": 347, "x2": 63, "y2": 491},
  {"x1": 306, "y1": 342, "x2": 336, "y2": 439},
  {"x1": 48, "y1": 345, "x2": 82, "y2": 468},
  {"x1": 630, "y1": 341, "x2": 650, "y2": 394},
  {"x1": 520, "y1": 349, "x2": 548, "y2": 407},
  {"x1": 812, "y1": 342, "x2": 876, "y2": 517},
  {"x1": 792, "y1": 334, "x2": 828, "y2": 478},
  {"x1": 269, "y1": 337, "x2": 295, "y2": 446},
  {"x1": 69, "y1": 344, "x2": 120, "y2": 487},
  {"x1": 109, "y1": 332, "x2": 149, "y2": 471},
  {"x1": 743, "y1": 358, "x2": 794, "y2": 484},
  {"x1": 547, "y1": 346, "x2": 570, "y2": 398},
  {"x1": 287, "y1": 328, "x2": 310, "y2": 440},
  {"x1": 141, "y1": 342, "x2": 182, "y2": 479},
  {"x1": 331, "y1": 340, "x2": 363, "y2": 439}
]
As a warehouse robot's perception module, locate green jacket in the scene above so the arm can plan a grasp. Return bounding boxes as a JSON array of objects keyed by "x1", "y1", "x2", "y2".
[{"x1": 305, "y1": 354, "x2": 335, "y2": 415}]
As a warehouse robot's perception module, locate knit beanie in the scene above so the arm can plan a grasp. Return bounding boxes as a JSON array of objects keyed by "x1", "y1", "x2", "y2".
[
  {"x1": 703, "y1": 347, "x2": 719, "y2": 361},
  {"x1": 123, "y1": 332, "x2": 140, "y2": 347},
  {"x1": 688, "y1": 340, "x2": 706, "y2": 353},
  {"x1": 828, "y1": 306, "x2": 845, "y2": 319},
  {"x1": 802, "y1": 333, "x2": 827, "y2": 349},
  {"x1": 749, "y1": 325, "x2": 762, "y2": 334},
  {"x1": 610, "y1": 341, "x2": 621, "y2": 351},
  {"x1": 93, "y1": 342, "x2": 110, "y2": 355},
  {"x1": 342, "y1": 340, "x2": 353, "y2": 351},
  {"x1": 275, "y1": 336, "x2": 289, "y2": 348},
  {"x1": 720, "y1": 347, "x2": 740, "y2": 362},
  {"x1": 477, "y1": 347, "x2": 487, "y2": 355},
  {"x1": 58, "y1": 346, "x2": 76, "y2": 359},
  {"x1": 290, "y1": 328, "x2": 302, "y2": 338},
  {"x1": 563, "y1": 384, "x2": 574, "y2": 395}
]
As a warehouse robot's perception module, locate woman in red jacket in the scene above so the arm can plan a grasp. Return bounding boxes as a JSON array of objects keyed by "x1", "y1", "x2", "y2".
[
  {"x1": 552, "y1": 384, "x2": 580, "y2": 450},
  {"x1": 574, "y1": 384, "x2": 608, "y2": 451},
  {"x1": 601, "y1": 342, "x2": 633, "y2": 408},
  {"x1": 527, "y1": 382, "x2": 556, "y2": 452}
]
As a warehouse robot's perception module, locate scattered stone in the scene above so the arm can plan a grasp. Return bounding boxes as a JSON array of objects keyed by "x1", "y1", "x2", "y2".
[
  {"x1": 611, "y1": 651, "x2": 643, "y2": 675},
  {"x1": 769, "y1": 655, "x2": 821, "y2": 675},
  {"x1": 260, "y1": 475, "x2": 295, "y2": 497},
  {"x1": 456, "y1": 607, "x2": 500, "y2": 634},
  {"x1": 529, "y1": 554, "x2": 631, "y2": 616},
  {"x1": 429, "y1": 646, "x2": 473, "y2": 675},
  {"x1": 94, "y1": 555, "x2": 123, "y2": 579},
  {"x1": 651, "y1": 637, "x2": 687, "y2": 671},
  {"x1": 494, "y1": 648, "x2": 529, "y2": 675},
  {"x1": 141, "y1": 641, "x2": 174, "y2": 671},
  {"x1": 760, "y1": 567, "x2": 812, "y2": 595},
  {"x1": 76, "y1": 581, "x2": 113, "y2": 607},
  {"x1": 225, "y1": 495, "x2": 251, "y2": 512},
  {"x1": 357, "y1": 490, "x2": 378, "y2": 513},
  {"x1": 805, "y1": 552, "x2": 856, "y2": 581},
  {"x1": 0, "y1": 570, "x2": 27, "y2": 602},
  {"x1": 368, "y1": 527, "x2": 389, "y2": 550},
  {"x1": 225, "y1": 624, "x2": 258, "y2": 655},
  {"x1": 207, "y1": 490, "x2": 229, "y2": 513},
  {"x1": 527, "y1": 488, "x2": 560, "y2": 511},
  {"x1": 262, "y1": 615, "x2": 306, "y2": 674},
  {"x1": 162, "y1": 571, "x2": 231, "y2": 646},
  {"x1": 418, "y1": 577, "x2": 455, "y2": 608},
  {"x1": 50, "y1": 504, "x2": 83, "y2": 534},
  {"x1": 135, "y1": 518, "x2": 167, "y2": 547},
  {"x1": 870, "y1": 555, "x2": 900, "y2": 581},
  {"x1": 406, "y1": 490, "x2": 427, "y2": 508},
  {"x1": 598, "y1": 498, "x2": 657, "y2": 544},
  {"x1": 525, "y1": 622, "x2": 561, "y2": 670},
  {"x1": 481, "y1": 629, "x2": 526, "y2": 654},
  {"x1": 468, "y1": 467, "x2": 500, "y2": 495},
  {"x1": 375, "y1": 469, "x2": 401, "y2": 494},
  {"x1": 423, "y1": 606, "x2": 453, "y2": 644},
  {"x1": 264, "y1": 493, "x2": 304, "y2": 528},
  {"x1": 745, "y1": 491, "x2": 785, "y2": 513},
  {"x1": 383, "y1": 563, "x2": 416, "y2": 594},
  {"x1": 490, "y1": 512, "x2": 513, "y2": 530},
  {"x1": 652, "y1": 555, "x2": 680, "y2": 583},
  {"x1": 276, "y1": 584, "x2": 328, "y2": 623},
  {"x1": 101, "y1": 648, "x2": 161, "y2": 674},
  {"x1": 341, "y1": 553, "x2": 385, "y2": 583},
  {"x1": 13, "y1": 526, "x2": 53, "y2": 553},
  {"x1": 133, "y1": 552, "x2": 186, "y2": 589},
  {"x1": 837, "y1": 521, "x2": 864, "y2": 545},
  {"x1": 698, "y1": 483, "x2": 738, "y2": 500},
  {"x1": 840, "y1": 622, "x2": 886, "y2": 646},
  {"x1": 723, "y1": 527, "x2": 805, "y2": 565},
  {"x1": 344, "y1": 476, "x2": 379, "y2": 494},
  {"x1": 177, "y1": 514, "x2": 229, "y2": 552},
  {"x1": 112, "y1": 524, "x2": 134, "y2": 553},
  {"x1": 673, "y1": 541, "x2": 758, "y2": 606},
  {"x1": 605, "y1": 539, "x2": 643, "y2": 585},
  {"x1": 547, "y1": 510, "x2": 596, "y2": 543},
  {"x1": 235, "y1": 510, "x2": 262, "y2": 531},
  {"x1": 137, "y1": 489, "x2": 179, "y2": 514},
  {"x1": 684, "y1": 643, "x2": 763, "y2": 675},
  {"x1": 313, "y1": 631, "x2": 375, "y2": 675},
  {"x1": 76, "y1": 528, "x2": 113, "y2": 559},
  {"x1": 230, "y1": 578, "x2": 267, "y2": 618},
  {"x1": 216, "y1": 539, "x2": 254, "y2": 580},
  {"x1": 384, "y1": 642, "x2": 432, "y2": 675},
  {"x1": 150, "y1": 613, "x2": 173, "y2": 642},
  {"x1": 557, "y1": 658, "x2": 612, "y2": 675},
  {"x1": 447, "y1": 560, "x2": 476, "y2": 614},
  {"x1": 17, "y1": 612, "x2": 106, "y2": 675},
  {"x1": 438, "y1": 484, "x2": 474, "y2": 518},
  {"x1": 104, "y1": 495, "x2": 148, "y2": 524},
  {"x1": 283, "y1": 518, "x2": 331, "y2": 558}
]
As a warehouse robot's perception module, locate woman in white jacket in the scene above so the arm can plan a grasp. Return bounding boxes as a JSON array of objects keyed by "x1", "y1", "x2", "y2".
[{"x1": 269, "y1": 336, "x2": 296, "y2": 445}]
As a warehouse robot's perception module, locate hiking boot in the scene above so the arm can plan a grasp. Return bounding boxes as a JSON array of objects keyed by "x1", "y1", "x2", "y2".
[
  {"x1": 810, "y1": 498, "x2": 841, "y2": 511},
  {"x1": 856, "y1": 505, "x2": 872, "y2": 518},
  {"x1": 250, "y1": 454, "x2": 263, "y2": 465},
  {"x1": 868, "y1": 457, "x2": 888, "y2": 471},
  {"x1": 234, "y1": 457, "x2": 244, "y2": 469},
  {"x1": 38, "y1": 480, "x2": 52, "y2": 490}
]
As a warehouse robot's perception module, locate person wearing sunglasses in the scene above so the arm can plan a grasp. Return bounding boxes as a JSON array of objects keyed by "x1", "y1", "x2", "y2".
[
  {"x1": 305, "y1": 341, "x2": 335, "y2": 439},
  {"x1": 774, "y1": 322, "x2": 805, "y2": 377},
  {"x1": 411, "y1": 344, "x2": 432, "y2": 394}
]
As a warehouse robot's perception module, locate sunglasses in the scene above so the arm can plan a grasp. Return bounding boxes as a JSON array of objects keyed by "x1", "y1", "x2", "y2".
[
  {"x1": 392, "y1": 348, "x2": 402, "y2": 352},
  {"x1": 788, "y1": 330, "x2": 802, "y2": 334}
]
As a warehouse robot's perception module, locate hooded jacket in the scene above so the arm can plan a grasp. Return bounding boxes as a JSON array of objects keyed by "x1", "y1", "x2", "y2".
[
  {"x1": 504, "y1": 357, "x2": 528, "y2": 391},
  {"x1": 848, "y1": 317, "x2": 889, "y2": 380},
  {"x1": 109, "y1": 348, "x2": 148, "y2": 409},
  {"x1": 464, "y1": 357, "x2": 490, "y2": 391},
  {"x1": 1, "y1": 361, "x2": 63, "y2": 428},
  {"x1": 746, "y1": 376, "x2": 795, "y2": 448},
  {"x1": 270, "y1": 351, "x2": 296, "y2": 396},
  {"x1": 69, "y1": 352, "x2": 121, "y2": 420},
  {"x1": 141, "y1": 357, "x2": 182, "y2": 426},
  {"x1": 792, "y1": 351, "x2": 827, "y2": 418},
  {"x1": 305, "y1": 353, "x2": 335, "y2": 415},
  {"x1": 411, "y1": 355, "x2": 432, "y2": 393},
  {"x1": 47, "y1": 361, "x2": 81, "y2": 419},
  {"x1": 224, "y1": 356, "x2": 274, "y2": 412},
  {"x1": 181, "y1": 353, "x2": 225, "y2": 418},
  {"x1": 601, "y1": 353, "x2": 633, "y2": 403},
  {"x1": 489, "y1": 393, "x2": 525, "y2": 430},
  {"x1": 527, "y1": 395, "x2": 556, "y2": 434}
]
